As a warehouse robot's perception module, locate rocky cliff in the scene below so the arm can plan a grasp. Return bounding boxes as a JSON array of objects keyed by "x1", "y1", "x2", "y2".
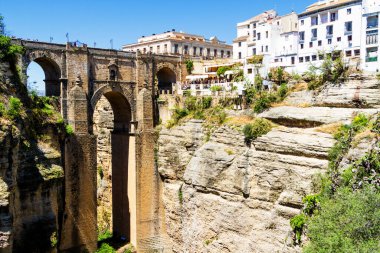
[
  {"x1": 0, "y1": 61, "x2": 65, "y2": 253},
  {"x1": 157, "y1": 75, "x2": 380, "y2": 253}
]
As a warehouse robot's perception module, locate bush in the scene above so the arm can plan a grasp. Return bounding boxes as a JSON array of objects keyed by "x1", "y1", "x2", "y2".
[
  {"x1": 184, "y1": 96, "x2": 197, "y2": 111},
  {"x1": 185, "y1": 59, "x2": 193, "y2": 74},
  {"x1": 7, "y1": 96, "x2": 22, "y2": 119},
  {"x1": 65, "y1": 124, "x2": 74, "y2": 135},
  {"x1": 242, "y1": 118, "x2": 272, "y2": 142},
  {"x1": 210, "y1": 85, "x2": 222, "y2": 92},
  {"x1": 98, "y1": 230, "x2": 112, "y2": 242},
  {"x1": 252, "y1": 92, "x2": 272, "y2": 113},
  {"x1": 96, "y1": 243, "x2": 116, "y2": 253},
  {"x1": 201, "y1": 96, "x2": 212, "y2": 109},
  {"x1": 216, "y1": 66, "x2": 231, "y2": 77},
  {"x1": 290, "y1": 214, "x2": 306, "y2": 245},
  {"x1": 304, "y1": 187, "x2": 380, "y2": 253},
  {"x1": 277, "y1": 83, "x2": 288, "y2": 100}
]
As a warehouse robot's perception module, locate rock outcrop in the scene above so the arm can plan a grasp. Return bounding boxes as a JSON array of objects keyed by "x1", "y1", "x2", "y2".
[{"x1": 157, "y1": 75, "x2": 380, "y2": 253}]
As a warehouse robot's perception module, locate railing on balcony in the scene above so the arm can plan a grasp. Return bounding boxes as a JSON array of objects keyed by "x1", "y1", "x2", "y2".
[
  {"x1": 366, "y1": 56, "x2": 378, "y2": 62},
  {"x1": 366, "y1": 34, "x2": 379, "y2": 45}
]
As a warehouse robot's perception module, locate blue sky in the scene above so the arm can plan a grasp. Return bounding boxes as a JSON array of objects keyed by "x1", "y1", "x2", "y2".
[{"x1": 0, "y1": 0, "x2": 316, "y2": 93}]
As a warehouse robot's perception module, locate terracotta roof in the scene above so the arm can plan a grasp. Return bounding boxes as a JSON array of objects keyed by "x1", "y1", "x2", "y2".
[{"x1": 233, "y1": 36, "x2": 249, "y2": 43}]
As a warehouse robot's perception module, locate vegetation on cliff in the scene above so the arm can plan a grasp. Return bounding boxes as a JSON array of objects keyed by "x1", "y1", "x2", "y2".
[{"x1": 291, "y1": 113, "x2": 380, "y2": 252}]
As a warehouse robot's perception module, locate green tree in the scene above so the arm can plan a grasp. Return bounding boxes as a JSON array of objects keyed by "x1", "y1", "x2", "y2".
[{"x1": 185, "y1": 59, "x2": 194, "y2": 74}]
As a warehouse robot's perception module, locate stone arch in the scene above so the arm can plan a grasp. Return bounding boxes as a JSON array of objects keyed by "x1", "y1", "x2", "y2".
[
  {"x1": 25, "y1": 50, "x2": 62, "y2": 96},
  {"x1": 91, "y1": 84, "x2": 135, "y2": 244}
]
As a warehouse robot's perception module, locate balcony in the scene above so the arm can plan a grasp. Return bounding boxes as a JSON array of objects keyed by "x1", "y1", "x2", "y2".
[
  {"x1": 366, "y1": 56, "x2": 378, "y2": 62},
  {"x1": 366, "y1": 34, "x2": 379, "y2": 45}
]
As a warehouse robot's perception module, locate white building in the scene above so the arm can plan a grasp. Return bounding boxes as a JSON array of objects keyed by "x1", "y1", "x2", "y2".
[
  {"x1": 296, "y1": 0, "x2": 363, "y2": 73},
  {"x1": 361, "y1": 0, "x2": 379, "y2": 72},
  {"x1": 122, "y1": 30, "x2": 232, "y2": 59}
]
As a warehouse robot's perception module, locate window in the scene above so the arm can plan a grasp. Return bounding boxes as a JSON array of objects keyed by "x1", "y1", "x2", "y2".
[
  {"x1": 248, "y1": 68, "x2": 253, "y2": 74},
  {"x1": 239, "y1": 42, "x2": 242, "y2": 47},
  {"x1": 248, "y1": 24, "x2": 250, "y2": 28},
  {"x1": 337, "y1": 37, "x2": 341, "y2": 42},
  {"x1": 299, "y1": 57, "x2": 304, "y2": 63},
  {"x1": 299, "y1": 31, "x2": 305, "y2": 41},
  {"x1": 238, "y1": 52, "x2": 242, "y2": 59},
  {"x1": 143, "y1": 48, "x2": 146, "y2": 53},
  {"x1": 328, "y1": 39, "x2": 332, "y2": 44},
  {"x1": 318, "y1": 40, "x2": 322, "y2": 46},
  {"x1": 330, "y1": 12, "x2": 338, "y2": 22},
  {"x1": 174, "y1": 44, "x2": 179, "y2": 54},
  {"x1": 200, "y1": 47, "x2": 203, "y2": 55},
  {"x1": 227, "y1": 51, "x2": 231, "y2": 57},
  {"x1": 214, "y1": 49, "x2": 217, "y2": 57},
  {"x1": 301, "y1": 20, "x2": 304, "y2": 25},
  {"x1": 312, "y1": 55, "x2": 317, "y2": 61},
  {"x1": 311, "y1": 28, "x2": 317, "y2": 39},
  {"x1": 309, "y1": 42, "x2": 313, "y2": 48},
  {"x1": 305, "y1": 56, "x2": 310, "y2": 62},
  {"x1": 354, "y1": 49, "x2": 360, "y2": 56},
  {"x1": 346, "y1": 50, "x2": 352, "y2": 57},
  {"x1": 319, "y1": 54, "x2": 324, "y2": 60},
  {"x1": 149, "y1": 46, "x2": 153, "y2": 52},
  {"x1": 207, "y1": 48, "x2": 210, "y2": 56},
  {"x1": 253, "y1": 48, "x2": 257, "y2": 55},
  {"x1": 345, "y1": 21, "x2": 352, "y2": 34},
  {"x1": 193, "y1": 47, "x2": 197, "y2": 56},
  {"x1": 347, "y1": 8, "x2": 351, "y2": 15},
  {"x1": 157, "y1": 45, "x2": 160, "y2": 53},
  {"x1": 221, "y1": 50, "x2": 224, "y2": 58},
  {"x1": 366, "y1": 47, "x2": 378, "y2": 62},
  {"x1": 265, "y1": 45, "x2": 268, "y2": 52},
  {"x1": 348, "y1": 35, "x2": 352, "y2": 41},
  {"x1": 257, "y1": 33, "x2": 261, "y2": 40},
  {"x1": 326, "y1": 25, "x2": 333, "y2": 37},
  {"x1": 266, "y1": 31, "x2": 269, "y2": 38},
  {"x1": 164, "y1": 44, "x2": 168, "y2": 53},
  {"x1": 300, "y1": 43, "x2": 304, "y2": 49},
  {"x1": 253, "y1": 30, "x2": 257, "y2": 38},
  {"x1": 184, "y1": 45, "x2": 188, "y2": 54},
  {"x1": 291, "y1": 57, "x2": 295, "y2": 65},
  {"x1": 110, "y1": 69, "x2": 116, "y2": 81},
  {"x1": 311, "y1": 16, "x2": 318, "y2": 26},
  {"x1": 253, "y1": 23, "x2": 257, "y2": 28},
  {"x1": 261, "y1": 46, "x2": 264, "y2": 52},
  {"x1": 321, "y1": 14, "x2": 328, "y2": 24},
  {"x1": 367, "y1": 15, "x2": 378, "y2": 29}
]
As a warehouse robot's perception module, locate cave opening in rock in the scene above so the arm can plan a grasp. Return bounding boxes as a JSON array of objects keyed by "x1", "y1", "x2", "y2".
[
  {"x1": 93, "y1": 91, "x2": 134, "y2": 245},
  {"x1": 26, "y1": 57, "x2": 61, "y2": 96}
]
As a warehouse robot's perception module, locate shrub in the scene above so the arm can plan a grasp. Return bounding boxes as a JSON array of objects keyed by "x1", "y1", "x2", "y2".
[
  {"x1": 98, "y1": 230, "x2": 112, "y2": 242},
  {"x1": 216, "y1": 66, "x2": 230, "y2": 77},
  {"x1": 0, "y1": 102, "x2": 5, "y2": 116},
  {"x1": 290, "y1": 213, "x2": 306, "y2": 245},
  {"x1": 304, "y1": 187, "x2": 380, "y2": 253},
  {"x1": 185, "y1": 59, "x2": 193, "y2": 74},
  {"x1": 7, "y1": 96, "x2": 22, "y2": 119},
  {"x1": 242, "y1": 118, "x2": 272, "y2": 142},
  {"x1": 96, "y1": 243, "x2": 116, "y2": 253},
  {"x1": 277, "y1": 83, "x2": 288, "y2": 100},
  {"x1": 184, "y1": 96, "x2": 197, "y2": 111},
  {"x1": 302, "y1": 194, "x2": 320, "y2": 215},
  {"x1": 247, "y1": 55, "x2": 264, "y2": 65},
  {"x1": 65, "y1": 124, "x2": 74, "y2": 135},
  {"x1": 201, "y1": 96, "x2": 212, "y2": 109},
  {"x1": 210, "y1": 85, "x2": 222, "y2": 92},
  {"x1": 252, "y1": 92, "x2": 272, "y2": 113}
]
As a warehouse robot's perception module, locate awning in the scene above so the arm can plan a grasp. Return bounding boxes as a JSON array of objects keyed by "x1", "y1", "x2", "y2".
[{"x1": 186, "y1": 75, "x2": 209, "y2": 80}]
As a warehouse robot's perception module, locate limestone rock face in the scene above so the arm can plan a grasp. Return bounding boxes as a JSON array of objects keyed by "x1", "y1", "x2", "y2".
[
  {"x1": 259, "y1": 106, "x2": 379, "y2": 127},
  {"x1": 158, "y1": 120, "x2": 334, "y2": 253}
]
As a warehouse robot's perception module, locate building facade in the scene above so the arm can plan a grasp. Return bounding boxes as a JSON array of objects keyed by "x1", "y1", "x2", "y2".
[
  {"x1": 361, "y1": 0, "x2": 379, "y2": 71},
  {"x1": 296, "y1": 0, "x2": 363, "y2": 73},
  {"x1": 122, "y1": 30, "x2": 232, "y2": 59}
]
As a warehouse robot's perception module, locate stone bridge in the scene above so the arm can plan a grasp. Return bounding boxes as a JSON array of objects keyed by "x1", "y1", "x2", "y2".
[{"x1": 13, "y1": 39, "x2": 185, "y2": 252}]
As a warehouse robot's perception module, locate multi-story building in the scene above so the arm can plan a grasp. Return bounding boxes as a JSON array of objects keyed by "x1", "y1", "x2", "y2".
[
  {"x1": 361, "y1": 0, "x2": 379, "y2": 71},
  {"x1": 122, "y1": 30, "x2": 232, "y2": 59},
  {"x1": 296, "y1": 0, "x2": 363, "y2": 73},
  {"x1": 233, "y1": 10, "x2": 277, "y2": 61}
]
